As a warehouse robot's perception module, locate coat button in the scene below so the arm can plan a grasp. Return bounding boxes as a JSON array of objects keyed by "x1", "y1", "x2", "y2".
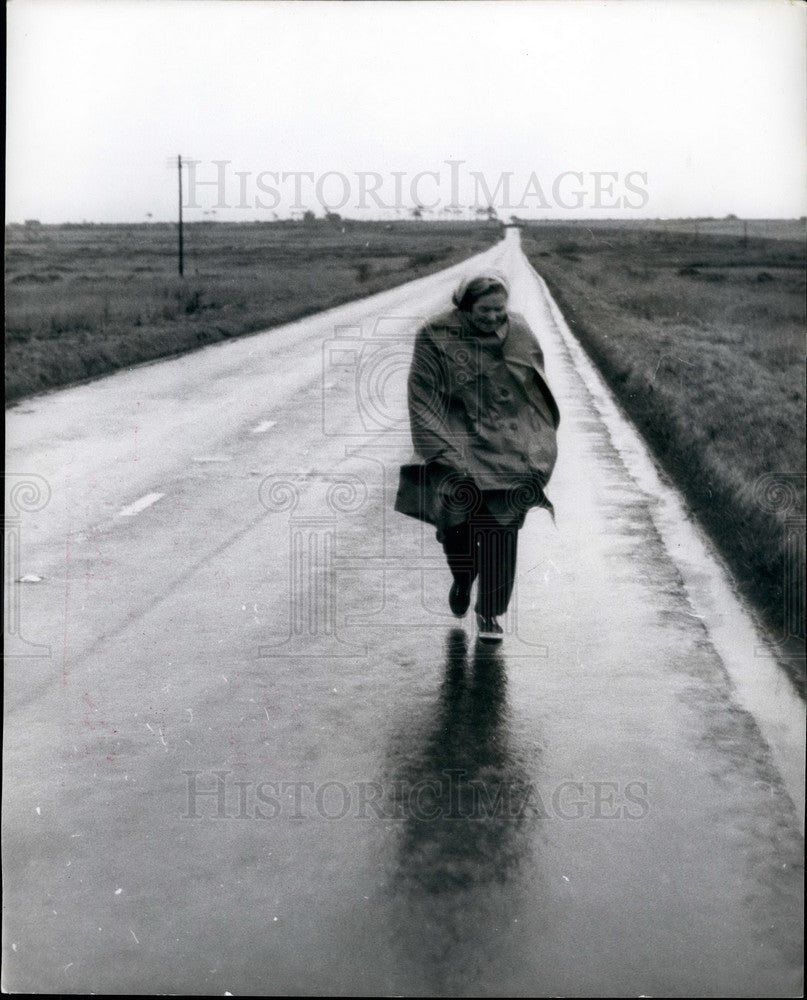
[{"x1": 509, "y1": 421, "x2": 518, "y2": 431}]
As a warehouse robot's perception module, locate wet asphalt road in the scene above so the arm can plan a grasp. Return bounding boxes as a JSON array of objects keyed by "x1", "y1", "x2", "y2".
[{"x1": 3, "y1": 231, "x2": 804, "y2": 996}]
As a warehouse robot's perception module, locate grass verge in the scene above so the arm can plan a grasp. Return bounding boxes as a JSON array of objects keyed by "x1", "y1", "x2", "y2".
[{"x1": 5, "y1": 220, "x2": 499, "y2": 403}]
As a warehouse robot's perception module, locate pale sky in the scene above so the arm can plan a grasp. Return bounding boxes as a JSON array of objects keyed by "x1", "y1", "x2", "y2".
[{"x1": 6, "y1": 0, "x2": 807, "y2": 222}]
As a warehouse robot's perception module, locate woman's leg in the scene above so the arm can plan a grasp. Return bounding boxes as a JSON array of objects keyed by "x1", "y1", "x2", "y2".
[
  {"x1": 440, "y1": 519, "x2": 479, "y2": 594},
  {"x1": 473, "y1": 515, "x2": 519, "y2": 619}
]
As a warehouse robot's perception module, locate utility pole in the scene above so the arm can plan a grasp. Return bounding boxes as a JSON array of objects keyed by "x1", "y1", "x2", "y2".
[{"x1": 177, "y1": 154, "x2": 184, "y2": 277}]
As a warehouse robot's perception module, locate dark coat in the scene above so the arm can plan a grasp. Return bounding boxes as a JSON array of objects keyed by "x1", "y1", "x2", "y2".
[{"x1": 395, "y1": 306, "x2": 560, "y2": 530}]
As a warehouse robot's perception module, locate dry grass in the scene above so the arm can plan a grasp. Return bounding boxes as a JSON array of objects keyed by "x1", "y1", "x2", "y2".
[
  {"x1": 523, "y1": 221, "x2": 806, "y2": 689},
  {"x1": 5, "y1": 220, "x2": 499, "y2": 402}
]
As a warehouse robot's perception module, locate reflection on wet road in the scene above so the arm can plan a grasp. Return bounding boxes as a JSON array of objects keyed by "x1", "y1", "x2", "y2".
[
  {"x1": 388, "y1": 631, "x2": 533, "y2": 894},
  {"x1": 382, "y1": 630, "x2": 542, "y2": 995}
]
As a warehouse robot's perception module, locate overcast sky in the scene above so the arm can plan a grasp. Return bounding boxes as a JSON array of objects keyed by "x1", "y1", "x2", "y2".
[{"x1": 6, "y1": 0, "x2": 806, "y2": 223}]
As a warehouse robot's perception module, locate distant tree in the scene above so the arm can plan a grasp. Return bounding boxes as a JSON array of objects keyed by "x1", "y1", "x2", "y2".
[
  {"x1": 302, "y1": 209, "x2": 317, "y2": 225},
  {"x1": 325, "y1": 212, "x2": 342, "y2": 225}
]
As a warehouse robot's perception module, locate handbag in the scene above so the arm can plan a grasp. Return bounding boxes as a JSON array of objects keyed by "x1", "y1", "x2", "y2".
[{"x1": 394, "y1": 461, "x2": 434, "y2": 524}]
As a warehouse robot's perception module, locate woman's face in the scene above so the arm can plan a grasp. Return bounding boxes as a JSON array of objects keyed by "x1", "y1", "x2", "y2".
[{"x1": 469, "y1": 291, "x2": 508, "y2": 334}]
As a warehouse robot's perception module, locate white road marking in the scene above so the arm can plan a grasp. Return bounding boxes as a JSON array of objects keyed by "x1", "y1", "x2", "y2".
[
  {"x1": 118, "y1": 492, "x2": 164, "y2": 517},
  {"x1": 251, "y1": 420, "x2": 277, "y2": 434}
]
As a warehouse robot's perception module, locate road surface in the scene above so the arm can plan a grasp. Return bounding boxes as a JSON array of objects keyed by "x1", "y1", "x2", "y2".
[{"x1": 3, "y1": 230, "x2": 804, "y2": 996}]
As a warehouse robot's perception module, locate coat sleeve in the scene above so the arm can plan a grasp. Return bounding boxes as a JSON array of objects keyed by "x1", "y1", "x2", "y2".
[
  {"x1": 407, "y1": 327, "x2": 467, "y2": 473},
  {"x1": 504, "y1": 314, "x2": 561, "y2": 430}
]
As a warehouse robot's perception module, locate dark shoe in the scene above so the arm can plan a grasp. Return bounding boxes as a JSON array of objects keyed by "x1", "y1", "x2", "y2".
[
  {"x1": 449, "y1": 579, "x2": 472, "y2": 617},
  {"x1": 476, "y1": 615, "x2": 503, "y2": 641}
]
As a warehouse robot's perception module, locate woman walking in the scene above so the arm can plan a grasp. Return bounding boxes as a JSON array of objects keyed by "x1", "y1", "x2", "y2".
[{"x1": 395, "y1": 273, "x2": 560, "y2": 641}]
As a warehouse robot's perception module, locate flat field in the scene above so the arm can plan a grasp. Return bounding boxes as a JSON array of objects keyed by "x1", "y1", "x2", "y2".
[
  {"x1": 5, "y1": 220, "x2": 499, "y2": 403},
  {"x1": 522, "y1": 220, "x2": 806, "y2": 679},
  {"x1": 527, "y1": 217, "x2": 806, "y2": 241}
]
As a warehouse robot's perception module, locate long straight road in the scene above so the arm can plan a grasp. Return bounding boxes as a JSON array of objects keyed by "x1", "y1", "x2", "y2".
[{"x1": 3, "y1": 230, "x2": 804, "y2": 996}]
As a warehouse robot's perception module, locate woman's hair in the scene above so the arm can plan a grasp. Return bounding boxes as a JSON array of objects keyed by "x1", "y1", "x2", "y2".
[{"x1": 452, "y1": 273, "x2": 510, "y2": 312}]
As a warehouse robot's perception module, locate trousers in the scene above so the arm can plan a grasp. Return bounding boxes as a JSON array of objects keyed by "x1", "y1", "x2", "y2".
[{"x1": 439, "y1": 502, "x2": 519, "y2": 618}]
